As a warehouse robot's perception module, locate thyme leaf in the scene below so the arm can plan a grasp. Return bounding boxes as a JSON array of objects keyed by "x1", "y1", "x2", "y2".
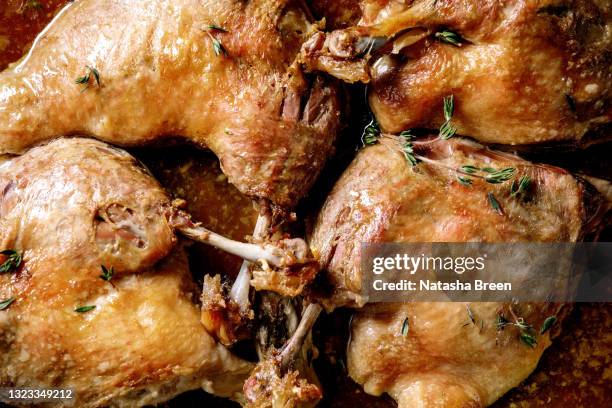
[
  {"x1": 487, "y1": 192, "x2": 503, "y2": 215},
  {"x1": 510, "y1": 175, "x2": 531, "y2": 197},
  {"x1": 520, "y1": 331, "x2": 537, "y2": 348},
  {"x1": 75, "y1": 66, "x2": 101, "y2": 91},
  {"x1": 466, "y1": 304, "x2": 475, "y2": 325},
  {"x1": 400, "y1": 130, "x2": 418, "y2": 166},
  {"x1": 540, "y1": 316, "x2": 557, "y2": 334},
  {"x1": 435, "y1": 30, "x2": 463, "y2": 47},
  {"x1": 99, "y1": 265, "x2": 114, "y2": 282},
  {"x1": 495, "y1": 313, "x2": 510, "y2": 331},
  {"x1": 484, "y1": 167, "x2": 516, "y2": 184},
  {"x1": 207, "y1": 24, "x2": 227, "y2": 32},
  {"x1": 204, "y1": 27, "x2": 227, "y2": 57},
  {"x1": 363, "y1": 119, "x2": 380, "y2": 145},
  {"x1": 0, "y1": 250, "x2": 22, "y2": 274},
  {"x1": 212, "y1": 38, "x2": 226, "y2": 56},
  {"x1": 75, "y1": 305, "x2": 96, "y2": 313},
  {"x1": 439, "y1": 95, "x2": 456, "y2": 139},
  {"x1": 0, "y1": 297, "x2": 15, "y2": 311},
  {"x1": 460, "y1": 165, "x2": 479, "y2": 174},
  {"x1": 457, "y1": 176, "x2": 472, "y2": 186},
  {"x1": 401, "y1": 317, "x2": 410, "y2": 337}
]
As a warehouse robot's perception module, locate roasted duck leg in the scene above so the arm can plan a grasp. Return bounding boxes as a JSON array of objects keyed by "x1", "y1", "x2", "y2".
[
  {"x1": 309, "y1": 136, "x2": 607, "y2": 407},
  {"x1": 311, "y1": 137, "x2": 606, "y2": 308},
  {"x1": 0, "y1": 139, "x2": 257, "y2": 406},
  {"x1": 0, "y1": 0, "x2": 342, "y2": 208},
  {"x1": 302, "y1": 0, "x2": 610, "y2": 145}
]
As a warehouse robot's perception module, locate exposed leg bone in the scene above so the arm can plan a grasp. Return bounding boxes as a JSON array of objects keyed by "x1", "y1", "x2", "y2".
[
  {"x1": 230, "y1": 214, "x2": 272, "y2": 310},
  {"x1": 279, "y1": 304, "x2": 323, "y2": 371},
  {"x1": 169, "y1": 209, "x2": 312, "y2": 269},
  {"x1": 244, "y1": 303, "x2": 324, "y2": 408},
  {"x1": 200, "y1": 212, "x2": 271, "y2": 346}
]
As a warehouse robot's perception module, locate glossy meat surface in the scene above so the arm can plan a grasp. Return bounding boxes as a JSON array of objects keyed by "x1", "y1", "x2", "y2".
[
  {"x1": 307, "y1": 0, "x2": 611, "y2": 145},
  {"x1": 309, "y1": 139, "x2": 604, "y2": 407},
  {"x1": 311, "y1": 139, "x2": 600, "y2": 308},
  {"x1": 348, "y1": 302, "x2": 562, "y2": 408},
  {"x1": 0, "y1": 138, "x2": 252, "y2": 406},
  {"x1": 0, "y1": 0, "x2": 342, "y2": 207}
]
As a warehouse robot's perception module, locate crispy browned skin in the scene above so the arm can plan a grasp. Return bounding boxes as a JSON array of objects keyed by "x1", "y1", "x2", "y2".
[
  {"x1": 0, "y1": 138, "x2": 252, "y2": 407},
  {"x1": 348, "y1": 302, "x2": 562, "y2": 408},
  {"x1": 311, "y1": 139, "x2": 599, "y2": 308},
  {"x1": 0, "y1": 0, "x2": 342, "y2": 207},
  {"x1": 304, "y1": 0, "x2": 611, "y2": 145},
  {"x1": 309, "y1": 138, "x2": 605, "y2": 407}
]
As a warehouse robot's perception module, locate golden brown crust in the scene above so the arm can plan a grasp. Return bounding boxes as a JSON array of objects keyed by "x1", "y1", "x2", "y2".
[{"x1": 0, "y1": 0, "x2": 343, "y2": 207}]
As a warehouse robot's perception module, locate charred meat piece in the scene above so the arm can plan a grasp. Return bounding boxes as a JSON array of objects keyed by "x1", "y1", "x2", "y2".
[
  {"x1": 0, "y1": 0, "x2": 342, "y2": 208},
  {"x1": 302, "y1": 0, "x2": 611, "y2": 146},
  {"x1": 0, "y1": 139, "x2": 254, "y2": 406},
  {"x1": 309, "y1": 137, "x2": 606, "y2": 407}
]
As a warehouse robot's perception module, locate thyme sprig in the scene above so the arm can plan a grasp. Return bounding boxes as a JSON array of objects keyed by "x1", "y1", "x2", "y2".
[
  {"x1": 75, "y1": 66, "x2": 101, "y2": 91},
  {"x1": 497, "y1": 310, "x2": 538, "y2": 348},
  {"x1": 510, "y1": 175, "x2": 531, "y2": 198},
  {"x1": 463, "y1": 304, "x2": 476, "y2": 327},
  {"x1": 204, "y1": 25, "x2": 227, "y2": 57},
  {"x1": 99, "y1": 265, "x2": 114, "y2": 282},
  {"x1": 401, "y1": 317, "x2": 410, "y2": 337},
  {"x1": 452, "y1": 165, "x2": 517, "y2": 186},
  {"x1": 0, "y1": 250, "x2": 22, "y2": 274},
  {"x1": 435, "y1": 30, "x2": 463, "y2": 47},
  {"x1": 487, "y1": 192, "x2": 503, "y2": 215},
  {"x1": 362, "y1": 119, "x2": 380, "y2": 145},
  {"x1": 399, "y1": 130, "x2": 418, "y2": 166},
  {"x1": 540, "y1": 316, "x2": 557, "y2": 334},
  {"x1": 0, "y1": 297, "x2": 15, "y2": 311},
  {"x1": 75, "y1": 305, "x2": 96, "y2": 313},
  {"x1": 439, "y1": 95, "x2": 456, "y2": 140}
]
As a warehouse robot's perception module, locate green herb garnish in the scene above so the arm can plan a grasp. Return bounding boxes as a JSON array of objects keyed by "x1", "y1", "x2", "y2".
[
  {"x1": 207, "y1": 24, "x2": 227, "y2": 32},
  {"x1": 400, "y1": 130, "x2": 418, "y2": 166},
  {"x1": 520, "y1": 331, "x2": 537, "y2": 348},
  {"x1": 484, "y1": 167, "x2": 516, "y2": 184},
  {"x1": 487, "y1": 192, "x2": 503, "y2": 215},
  {"x1": 466, "y1": 304, "x2": 476, "y2": 325},
  {"x1": 435, "y1": 30, "x2": 463, "y2": 47},
  {"x1": 204, "y1": 27, "x2": 227, "y2": 57},
  {"x1": 363, "y1": 119, "x2": 380, "y2": 145},
  {"x1": 510, "y1": 175, "x2": 531, "y2": 197},
  {"x1": 401, "y1": 317, "x2": 410, "y2": 336},
  {"x1": 0, "y1": 297, "x2": 15, "y2": 311},
  {"x1": 75, "y1": 66, "x2": 101, "y2": 91},
  {"x1": 99, "y1": 265, "x2": 114, "y2": 282},
  {"x1": 495, "y1": 313, "x2": 510, "y2": 331},
  {"x1": 460, "y1": 165, "x2": 479, "y2": 174},
  {"x1": 439, "y1": 95, "x2": 456, "y2": 139},
  {"x1": 457, "y1": 176, "x2": 472, "y2": 186},
  {"x1": 75, "y1": 305, "x2": 96, "y2": 313},
  {"x1": 0, "y1": 250, "x2": 22, "y2": 274},
  {"x1": 540, "y1": 316, "x2": 557, "y2": 334}
]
